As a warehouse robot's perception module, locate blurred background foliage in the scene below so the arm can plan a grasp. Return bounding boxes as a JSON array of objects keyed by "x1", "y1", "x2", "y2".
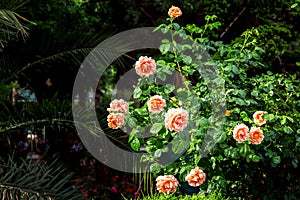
[{"x1": 0, "y1": 0, "x2": 299, "y2": 199}]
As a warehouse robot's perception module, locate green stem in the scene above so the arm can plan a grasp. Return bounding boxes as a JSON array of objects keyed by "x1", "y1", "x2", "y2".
[{"x1": 200, "y1": 19, "x2": 209, "y2": 39}]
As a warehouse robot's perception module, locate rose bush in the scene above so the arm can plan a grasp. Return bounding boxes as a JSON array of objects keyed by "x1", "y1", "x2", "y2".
[{"x1": 106, "y1": 6, "x2": 299, "y2": 199}]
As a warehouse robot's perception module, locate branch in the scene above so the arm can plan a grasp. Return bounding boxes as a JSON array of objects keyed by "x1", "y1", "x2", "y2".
[{"x1": 220, "y1": 1, "x2": 250, "y2": 38}]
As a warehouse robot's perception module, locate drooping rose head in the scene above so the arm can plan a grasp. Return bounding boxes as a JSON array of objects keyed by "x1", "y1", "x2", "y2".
[
  {"x1": 253, "y1": 111, "x2": 267, "y2": 126},
  {"x1": 168, "y1": 6, "x2": 182, "y2": 18},
  {"x1": 147, "y1": 95, "x2": 166, "y2": 114},
  {"x1": 233, "y1": 124, "x2": 249, "y2": 143},
  {"x1": 165, "y1": 108, "x2": 189, "y2": 132},
  {"x1": 135, "y1": 56, "x2": 156, "y2": 77},
  {"x1": 185, "y1": 167, "x2": 206, "y2": 187},
  {"x1": 156, "y1": 175, "x2": 178, "y2": 194},
  {"x1": 107, "y1": 99, "x2": 129, "y2": 114},
  {"x1": 249, "y1": 127, "x2": 264, "y2": 145},
  {"x1": 107, "y1": 113, "x2": 125, "y2": 129}
]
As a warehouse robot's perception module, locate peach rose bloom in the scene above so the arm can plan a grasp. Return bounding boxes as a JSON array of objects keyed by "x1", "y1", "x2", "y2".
[
  {"x1": 249, "y1": 127, "x2": 264, "y2": 145},
  {"x1": 135, "y1": 56, "x2": 156, "y2": 77},
  {"x1": 107, "y1": 113, "x2": 125, "y2": 129},
  {"x1": 168, "y1": 6, "x2": 182, "y2": 18},
  {"x1": 147, "y1": 95, "x2": 166, "y2": 114},
  {"x1": 107, "y1": 99, "x2": 129, "y2": 114},
  {"x1": 165, "y1": 108, "x2": 189, "y2": 132},
  {"x1": 156, "y1": 175, "x2": 179, "y2": 194},
  {"x1": 185, "y1": 167, "x2": 206, "y2": 187},
  {"x1": 253, "y1": 111, "x2": 267, "y2": 126},
  {"x1": 233, "y1": 124, "x2": 249, "y2": 143}
]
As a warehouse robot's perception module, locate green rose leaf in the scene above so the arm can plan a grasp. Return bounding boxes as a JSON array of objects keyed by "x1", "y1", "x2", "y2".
[
  {"x1": 157, "y1": 72, "x2": 166, "y2": 81},
  {"x1": 159, "y1": 43, "x2": 170, "y2": 54},
  {"x1": 272, "y1": 156, "x2": 281, "y2": 165},
  {"x1": 172, "y1": 137, "x2": 188, "y2": 154},
  {"x1": 133, "y1": 86, "x2": 142, "y2": 98},
  {"x1": 150, "y1": 123, "x2": 163, "y2": 134},
  {"x1": 232, "y1": 65, "x2": 239, "y2": 74},
  {"x1": 128, "y1": 117, "x2": 137, "y2": 128},
  {"x1": 154, "y1": 149, "x2": 162, "y2": 157},
  {"x1": 128, "y1": 128, "x2": 136, "y2": 143},
  {"x1": 163, "y1": 84, "x2": 175, "y2": 94},
  {"x1": 283, "y1": 126, "x2": 293, "y2": 134},
  {"x1": 150, "y1": 163, "x2": 161, "y2": 172},
  {"x1": 252, "y1": 155, "x2": 260, "y2": 162},
  {"x1": 130, "y1": 136, "x2": 140, "y2": 152},
  {"x1": 182, "y1": 56, "x2": 192, "y2": 65},
  {"x1": 240, "y1": 111, "x2": 249, "y2": 121},
  {"x1": 217, "y1": 132, "x2": 227, "y2": 143},
  {"x1": 239, "y1": 143, "x2": 250, "y2": 157}
]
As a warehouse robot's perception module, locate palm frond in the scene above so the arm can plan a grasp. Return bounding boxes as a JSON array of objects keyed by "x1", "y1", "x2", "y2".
[
  {"x1": 0, "y1": 0, "x2": 30, "y2": 11},
  {"x1": 0, "y1": 155, "x2": 83, "y2": 199},
  {"x1": 0, "y1": 9, "x2": 35, "y2": 50}
]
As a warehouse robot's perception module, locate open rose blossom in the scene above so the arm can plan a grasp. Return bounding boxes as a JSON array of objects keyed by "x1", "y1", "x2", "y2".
[
  {"x1": 249, "y1": 127, "x2": 264, "y2": 145},
  {"x1": 156, "y1": 175, "x2": 179, "y2": 194},
  {"x1": 107, "y1": 113, "x2": 125, "y2": 129},
  {"x1": 107, "y1": 99, "x2": 129, "y2": 114},
  {"x1": 147, "y1": 95, "x2": 166, "y2": 114},
  {"x1": 165, "y1": 108, "x2": 189, "y2": 132},
  {"x1": 135, "y1": 56, "x2": 156, "y2": 77},
  {"x1": 185, "y1": 167, "x2": 206, "y2": 187},
  {"x1": 253, "y1": 111, "x2": 267, "y2": 126},
  {"x1": 233, "y1": 123, "x2": 249, "y2": 143},
  {"x1": 168, "y1": 6, "x2": 182, "y2": 18}
]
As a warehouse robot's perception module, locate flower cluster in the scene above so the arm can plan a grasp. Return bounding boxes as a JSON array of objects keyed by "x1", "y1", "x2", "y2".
[
  {"x1": 107, "y1": 99, "x2": 129, "y2": 129},
  {"x1": 233, "y1": 111, "x2": 267, "y2": 145},
  {"x1": 155, "y1": 167, "x2": 206, "y2": 194},
  {"x1": 107, "y1": 56, "x2": 189, "y2": 133}
]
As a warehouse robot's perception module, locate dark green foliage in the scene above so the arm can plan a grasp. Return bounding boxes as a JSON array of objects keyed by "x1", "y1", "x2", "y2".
[
  {"x1": 0, "y1": 156, "x2": 83, "y2": 199},
  {"x1": 0, "y1": 0, "x2": 300, "y2": 199}
]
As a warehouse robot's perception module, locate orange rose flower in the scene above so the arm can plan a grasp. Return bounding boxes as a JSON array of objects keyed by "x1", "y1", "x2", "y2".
[
  {"x1": 107, "y1": 99, "x2": 129, "y2": 114},
  {"x1": 107, "y1": 113, "x2": 125, "y2": 129},
  {"x1": 253, "y1": 111, "x2": 267, "y2": 126},
  {"x1": 168, "y1": 6, "x2": 182, "y2": 18},
  {"x1": 165, "y1": 108, "x2": 189, "y2": 132},
  {"x1": 147, "y1": 95, "x2": 166, "y2": 114},
  {"x1": 185, "y1": 167, "x2": 206, "y2": 187},
  {"x1": 156, "y1": 175, "x2": 179, "y2": 194},
  {"x1": 225, "y1": 110, "x2": 231, "y2": 117},
  {"x1": 135, "y1": 56, "x2": 156, "y2": 77},
  {"x1": 233, "y1": 124, "x2": 249, "y2": 143},
  {"x1": 249, "y1": 127, "x2": 264, "y2": 145}
]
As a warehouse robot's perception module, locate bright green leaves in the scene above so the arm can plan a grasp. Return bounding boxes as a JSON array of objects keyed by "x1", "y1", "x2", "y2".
[
  {"x1": 185, "y1": 24, "x2": 204, "y2": 35},
  {"x1": 128, "y1": 128, "x2": 140, "y2": 152},
  {"x1": 171, "y1": 135, "x2": 189, "y2": 155},
  {"x1": 240, "y1": 111, "x2": 250, "y2": 122},
  {"x1": 283, "y1": 126, "x2": 293, "y2": 134},
  {"x1": 133, "y1": 86, "x2": 142, "y2": 98},
  {"x1": 159, "y1": 43, "x2": 171, "y2": 55},
  {"x1": 239, "y1": 143, "x2": 251, "y2": 158},
  {"x1": 150, "y1": 123, "x2": 163, "y2": 134},
  {"x1": 163, "y1": 84, "x2": 175, "y2": 94},
  {"x1": 272, "y1": 156, "x2": 281, "y2": 165},
  {"x1": 247, "y1": 154, "x2": 260, "y2": 163},
  {"x1": 130, "y1": 136, "x2": 140, "y2": 152}
]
